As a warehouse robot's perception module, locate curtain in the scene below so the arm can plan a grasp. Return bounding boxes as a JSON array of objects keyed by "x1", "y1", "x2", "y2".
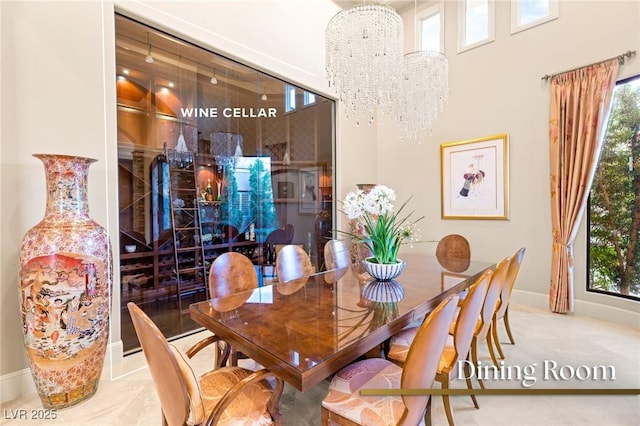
[{"x1": 548, "y1": 59, "x2": 619, "y2": 313}]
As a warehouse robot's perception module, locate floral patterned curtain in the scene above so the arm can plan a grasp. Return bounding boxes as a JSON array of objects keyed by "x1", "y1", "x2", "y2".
[{"x1": 549, "y1": 59, "x2": 619, "y2": 313}]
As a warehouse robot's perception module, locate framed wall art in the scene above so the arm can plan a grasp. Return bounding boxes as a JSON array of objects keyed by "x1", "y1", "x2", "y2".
[
  {"x1": 440, "y1": 133, "x2": 509, "y2": 220},
  {"x1": 277, "y1": 181, "x2": 294, "y2": 199},
  {"x1": 298, "y1": 166, "x2": 322, "y2": 214}
]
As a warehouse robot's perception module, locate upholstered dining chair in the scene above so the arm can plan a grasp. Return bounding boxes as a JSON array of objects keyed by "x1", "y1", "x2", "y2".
[
  {"x1": 208, "y1": 252, "x2": 258, "y2": 298},
  {"x1": 491, "y1": 247, "x2": 526, "y2": 359},
  {"x1": 323, "y1": 239, "x2": 350, "y2": 284},
  {"x1": 208, "y1": 252, "x2": 258, "y2": 365},
  {"x1": 321, "y1": 294, "x2": 460, "y2": 426},
  {"x1": 436, "y1": 234, "x2": 470, "y2": 260},
  {"x1": 388, "y1": 269, "x2": 492, "y2": 426},
  {"x1": 127, "y1": 302, "x2": 284, "y2": 426},
  {"x1": 436, "y1": 235, "x2": 471, "y2": 276},
  {"x1": 275, "y1": 244, "x2": 313, "y2": 284},
  {"x1": 469, "y1": 256, "x2": 511, "y2": 382},
  {"x1": 254, "y1": 228, "x2": 289, "y2": 265},
  {"x1": 283, "y1": 223, "x2": 294, "y2": 243}
]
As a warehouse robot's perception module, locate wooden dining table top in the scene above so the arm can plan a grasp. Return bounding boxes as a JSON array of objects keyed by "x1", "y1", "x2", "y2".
[{"x1": 189, "y1": 253, "x2": 495, "y2": 392}]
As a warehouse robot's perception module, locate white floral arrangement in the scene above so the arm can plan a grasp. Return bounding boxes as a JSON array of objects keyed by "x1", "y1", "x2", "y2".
[{"x1": 342, "y1": 185, "x2": 423, "y2": 264}]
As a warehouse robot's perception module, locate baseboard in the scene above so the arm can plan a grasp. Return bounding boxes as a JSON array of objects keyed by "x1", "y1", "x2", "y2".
[
  {"x1": 512, "y1": 289, "x2": 640, "y2": 327},
  {"x1": 0, "y1": 368, "x2": 35, "y2": 403},
  {"x1": 106, "y1": 339, "x2": 131, "y2": 379},
  {"x1": 1, "y1": 340, "x2": 124, "y2": 404}
]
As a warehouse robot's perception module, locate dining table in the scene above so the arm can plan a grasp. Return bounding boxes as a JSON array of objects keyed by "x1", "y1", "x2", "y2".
[{"x1": 189, "y1": 252, "x2": 495, "y2": 392}]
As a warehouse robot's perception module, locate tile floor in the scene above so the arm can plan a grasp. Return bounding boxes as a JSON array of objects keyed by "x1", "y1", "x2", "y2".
[{"x1": 2, "y1": 304, "x2": 639, "y2": 425}]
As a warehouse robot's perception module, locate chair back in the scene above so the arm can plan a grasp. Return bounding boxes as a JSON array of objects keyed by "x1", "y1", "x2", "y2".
[
  {"x1": 221, "y1": 224, "x2": 239, "y2": 242},
  {"x1": 324, "y1": 239, "x2": 350, "y2": 270},
  {"x1": 436, "y1": 234, "x2": 470, "y2": 259},
  {"x1": 400, "y1": 294, "x2": 459, "y2": 425},
  {"x1": 275, "y1": 244, "x2": 313, "y2": 283},
  {"x1": 266, "y1": 228, "x2": 289, "y2": 246},
  {"x1": 127, "y1": 302, "x2": 191, "y2": 426},
  {"x1": 208, "y1": 252, "x2": 258, "y2": 299},
  {"x1": 476, "y1": 256, "x2": 510, "y2": 340},
  {"x1": 449, "y1": 269, "x2": 492, "y2": 368},
  {"x1": 323, "y1": 240, "x2": 350, "y2": 284},
  {"x1": 495, "y1": 247, "x2": 526, "y2": 319},
  {"x1": 284, "y1": 224, "x2": 295, "y2": 243}
]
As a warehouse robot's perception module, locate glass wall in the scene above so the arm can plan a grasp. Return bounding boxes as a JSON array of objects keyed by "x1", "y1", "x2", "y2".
[{"x1": 115, "y1": 15, "x2": 335, "y2": 352}]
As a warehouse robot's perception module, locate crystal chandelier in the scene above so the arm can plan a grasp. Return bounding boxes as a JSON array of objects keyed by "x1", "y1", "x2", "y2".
[
  {"x1": 325, "y1": 4, "x2": 403, "y2": 125},
  {"x1": 396, "y1": 51, "x2": 449, "y2": 141},
  {"x1": 210, "y1": 132, "x2": 243, "y2": 170}
]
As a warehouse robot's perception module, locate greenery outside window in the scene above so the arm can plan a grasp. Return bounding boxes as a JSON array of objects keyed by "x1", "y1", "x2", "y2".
[{"x1": 588, "y1": 75, "x2": 640, "y2": 300}]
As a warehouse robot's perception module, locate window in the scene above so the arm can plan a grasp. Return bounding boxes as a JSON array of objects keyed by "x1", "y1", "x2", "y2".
[
  {"x1": 416, "y1": 3, "x2": 444, "y2": 53},
  {"x1": 303, "y1": 91, "x2": 316, "y2": 106},
  {"x1": 511, "y1": 0, "x2": 558, "y2": 34},
  {"x1": 588, "y1": 75, "x2": 640, "y2": 300},
  {"x1": 285, "y1": 84, "x2": 296, "y2": 112},
  {"x1": 457, "y1": 0, "x2": 495, "y2": 53}
]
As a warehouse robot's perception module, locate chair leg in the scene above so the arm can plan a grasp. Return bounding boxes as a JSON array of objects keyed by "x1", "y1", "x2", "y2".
[
  {"x1": 487, "y1": 327, "x2": 500, "y2": 367},
  {"x1": 504, "y1": 308, "x2": 515, "y2": 344},
  {"x1": 229, "y1": 348, "x2": 239, "y2": 366},
  {"x1": 463, "y1": 360, "x2": 479, "y2": 409},
  {"x1": 492, "y1": 316, "x2": 505, "y2": 359},
  {"x1": 470, "y1": 339, "x2": 485, "y2": 390},
  {"x1": 441, "y1": 378, "x2": 456, "y2": 426},
  {"x1": 425, "y1": 396, "x2": 433, "y2": 426},
  {"x1": 320, "y1": 406, "x2": 329, "y2": 426}
]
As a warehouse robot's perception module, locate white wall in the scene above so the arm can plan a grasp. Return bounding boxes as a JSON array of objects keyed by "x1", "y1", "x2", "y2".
[
  {"x1": 385, "y1": 0, "x2": 639, "y2": 324},
  {"x1": 1, "y1": 0, "x2": 115, "y2": 402}
]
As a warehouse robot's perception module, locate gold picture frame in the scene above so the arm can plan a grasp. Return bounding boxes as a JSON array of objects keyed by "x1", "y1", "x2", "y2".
[{"x1": 440, "y1": 134, "x2": 509, "y2": 220}]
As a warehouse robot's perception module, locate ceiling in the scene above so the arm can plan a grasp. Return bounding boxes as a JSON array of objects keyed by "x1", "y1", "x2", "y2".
[
  {"x1": 115, "y1": 15, "x2": 288, "y2": 99},
  {"x1": 332, "y1": 1, "x2": 416, "y2": 12}
]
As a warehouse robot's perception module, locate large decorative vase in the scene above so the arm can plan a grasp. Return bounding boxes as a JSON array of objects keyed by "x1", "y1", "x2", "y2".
[
  {"x1": 19, "y1": 154, "x2": 112, "y2": 409},
  {"x1": 362, "y1": 258, "x2": 406, "y2": 281}
]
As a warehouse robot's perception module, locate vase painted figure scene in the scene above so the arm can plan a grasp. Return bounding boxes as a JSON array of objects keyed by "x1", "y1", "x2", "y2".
[{"x1": 19, "y1": 154, "x2": 112, "y2": 409}]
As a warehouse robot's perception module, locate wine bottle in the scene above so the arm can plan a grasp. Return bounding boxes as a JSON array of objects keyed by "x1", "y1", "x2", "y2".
[{"x1": 206, "y1": 179, "x2": 213, "y2": 201}]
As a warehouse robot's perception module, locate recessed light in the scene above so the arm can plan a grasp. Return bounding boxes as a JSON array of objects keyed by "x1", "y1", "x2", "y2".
[
  {"x1": 168, "y1": 82, "x2": 174, "y2": 88},
  {"x1": 123, "y1": 68, "x2": 130, "y2": 75}
]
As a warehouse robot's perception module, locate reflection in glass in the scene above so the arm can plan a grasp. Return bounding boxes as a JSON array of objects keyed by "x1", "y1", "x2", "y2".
[
  {"x1": 361, "y1": 279, "x2": 405, "y2": 303},
  {"x1": 115, "y1": 14, "x2": 335, "y2": 351}
]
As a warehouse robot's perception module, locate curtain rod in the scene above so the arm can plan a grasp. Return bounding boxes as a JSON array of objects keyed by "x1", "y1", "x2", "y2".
[{"x1": 541, "y1": 50, "x2": 636, "y2": 81}]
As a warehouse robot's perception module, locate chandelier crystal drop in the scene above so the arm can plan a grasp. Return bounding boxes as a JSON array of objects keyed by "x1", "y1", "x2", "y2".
[
  {"x1": 325, "y1": 4, "x2": 403, "y2": 124},
  {"x1": 396, "y1": 51, "x2": 449, "y2": 141}
]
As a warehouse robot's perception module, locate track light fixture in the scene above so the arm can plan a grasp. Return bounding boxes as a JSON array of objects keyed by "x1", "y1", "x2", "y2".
[{"x1": 145, "y1": 33, "x2": 154, "y2": 64}]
